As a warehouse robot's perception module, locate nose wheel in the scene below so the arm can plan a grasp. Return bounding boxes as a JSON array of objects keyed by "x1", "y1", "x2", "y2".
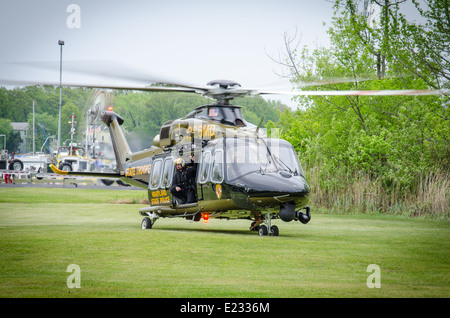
[
  {"x1": 257, "y1": 224, "x2": 279, "y2": 236},
  {"x1": 250, "y1": 212, "x2": 279, "y2": 236}
]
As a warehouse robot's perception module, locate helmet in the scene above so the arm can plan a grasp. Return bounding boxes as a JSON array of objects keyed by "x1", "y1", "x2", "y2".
[{"x1": 174, "y1": 157, "x2": 185, "y2": 167}]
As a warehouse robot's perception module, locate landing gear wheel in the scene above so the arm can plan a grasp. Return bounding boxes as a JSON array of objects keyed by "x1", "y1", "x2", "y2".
[
  {"x1": 100, "y1": 179, "x2": 114, "y2": 186},
  {"x1": 141, "y1": 217, "x2": 152, "y2": 229},
  {"x1": 59, "y1": 163, "x2": 72, "y2": 172},
  {"x1": 9, "y1": 159, "x2": 24, "y2": 171},
  {"x1": 270, "y1": 225, "x2": 279, "y2": 236},
  {"x1": 258, "y1": 224, "x2": 268, "y2": 236},
  {"x1": 252, "y1": 212, "x2": 279, "y2": 236}
]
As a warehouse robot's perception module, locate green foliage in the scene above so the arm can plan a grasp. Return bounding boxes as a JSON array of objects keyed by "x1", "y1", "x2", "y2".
[
  {"x1": 0, "y1": 86, "x2": 94, "y2": 153},
  {"x1": 0, "y1": 118, "x2": 13, "y2": 141},
  {"x1": 234, "y1": 96, "x2": 286, "y2": 126},
  {"x1": 112, "y1": 91, "x2": 285, "y2": 148},
  {"x1": 274, "y1": 0, "x2": 449, "y2": 216},
  {"x1": 26, "y1": 111, "x2": 57, "y2": 153},
  {"x1": 0, "y1": 86, "x2": 285, "y2": 152},
  {"x1": 0, "y1": 118, "x2": 22, "y2": 151},
  {"x1": 114, "y1": 92, "x2": 211, "y2": 140}
]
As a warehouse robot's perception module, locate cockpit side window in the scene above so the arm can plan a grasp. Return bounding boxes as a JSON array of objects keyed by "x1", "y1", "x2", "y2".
[
  {"x1": 150, "y1": 159, "x2": 163, "y2": 190},
  {"x1": 211, "y1": 150, "x2": 224, "y2": 183},
  {"x1": 209, "y1": 107, "x2": 219, "y2": 117},
  {"x1": 199, "y1": 151, "x2": 212, "y2": 184},
  {"x1": 161, "y1": 157, "x2": 174, "y2": 188},
  {"x1": 202, "y1": 106, "x2": 246, "y2": 126}
]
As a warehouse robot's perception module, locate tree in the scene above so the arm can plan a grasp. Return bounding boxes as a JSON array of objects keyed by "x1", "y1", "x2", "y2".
[
  {"x1": 26, "y1": 110, "x2": 57, "y2": 154},
  {"x1": 399, "y1": 0, "x2": 449, "y2": 88},
  {"x1": 334, "y1": 0, "x2": 449, "y2": 90},
  {"x1": 235, "y1": 96, "x2": 286, "y2": 126},
  {"x1": 270, "y1": 0, "x2": 449, "y2": 189},
  {"x1": 113, "y1": 91, "x2": 287, "y2": 150},
  {"x1": 0, "y1": 118, "x2": 22, "y2": 152}
]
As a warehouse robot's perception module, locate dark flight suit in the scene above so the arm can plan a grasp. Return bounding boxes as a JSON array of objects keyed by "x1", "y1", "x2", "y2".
[{"x1": 170, "y1": 159, "x2": 198, "y2": 204}]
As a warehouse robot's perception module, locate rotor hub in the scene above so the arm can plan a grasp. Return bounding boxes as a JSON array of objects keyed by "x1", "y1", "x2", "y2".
[{"x1": 206, "y1": 80, "x2": 241, "y2": 89}]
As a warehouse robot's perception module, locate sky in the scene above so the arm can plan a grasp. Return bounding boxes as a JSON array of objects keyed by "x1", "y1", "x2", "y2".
[
  {"x1": 0, "y1": 0, "x2": 423, "y2": 108},
  {"x1": 0, "y1": 0, "x2": 338, "y2": 107}
]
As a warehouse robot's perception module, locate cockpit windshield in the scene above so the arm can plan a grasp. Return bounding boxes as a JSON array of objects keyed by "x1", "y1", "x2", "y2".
[
  {"x1": 265, "y1": 139, "x2": 305, "y2": 177},
  {"x1": 224, "y1": 138, "x2": 305, "y2": 181},
  {"x1": 226, "y1": 138, "x2": 275, "y2": 181},
  {"x1": 191, "y1": 105, "x2": 246, "y2": 127}
]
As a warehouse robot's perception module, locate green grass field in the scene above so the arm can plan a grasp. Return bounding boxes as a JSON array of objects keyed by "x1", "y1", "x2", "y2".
[{"x1": 0, "y1": 187, "x2": 448, "y2": 298}]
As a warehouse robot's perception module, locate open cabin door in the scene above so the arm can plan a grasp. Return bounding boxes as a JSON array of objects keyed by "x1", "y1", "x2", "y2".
[
  {"x1": 148, "y1": 156, "x2": 174, "y2": 206},
  {"x1": 196, "y1": 141, "x2": 225, "y2": 202}
]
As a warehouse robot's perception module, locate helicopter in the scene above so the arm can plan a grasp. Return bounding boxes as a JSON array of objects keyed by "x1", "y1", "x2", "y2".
[
  {"x1": 49, "y1": 79, "x2": 313, "y2": 236},
  {"x1": 46, "y1": 77, "x2": 448, "y2": 236}
]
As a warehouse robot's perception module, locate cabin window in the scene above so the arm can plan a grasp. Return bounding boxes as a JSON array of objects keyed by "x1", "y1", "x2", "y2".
[
  {"x1": 150, "y1": 159, "x2": 163, "y2": 189},
  {"x1": 211, "y1": 150, "x2": 224, "y2": 183},
  {"x1": 199, "y1": 151, "x2": 212, "y2": 184},
  {"x1": 161, "y1": 157, "x2": 174, "y2": 188}
]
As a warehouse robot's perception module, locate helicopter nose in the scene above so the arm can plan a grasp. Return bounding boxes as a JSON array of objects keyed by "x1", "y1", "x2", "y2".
[
  {"x1": 247, "y1": 172, "x2": 310, "y2": 196},
  {"x1": 230, "y1": 172, "x2": 310, "y2": 209}
]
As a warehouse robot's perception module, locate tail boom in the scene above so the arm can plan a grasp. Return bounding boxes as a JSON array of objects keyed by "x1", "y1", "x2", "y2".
[{"x1": 101, "y1": 111, "x2": 132, "y2": 172}]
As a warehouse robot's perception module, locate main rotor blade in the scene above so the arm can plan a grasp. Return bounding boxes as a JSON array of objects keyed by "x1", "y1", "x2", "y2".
[
  {"x1": 0, "y1": 78, "x2": 200, "y2": 93},
  {"x1": 62, "y1": 82, "x2": 200, "y2": 93},
  {"x1": 7, "y1": 60, "x2": 209, "y2": 91},
  {"x1": 259, "y1": 89, "x2": 449, "y2": 96}
]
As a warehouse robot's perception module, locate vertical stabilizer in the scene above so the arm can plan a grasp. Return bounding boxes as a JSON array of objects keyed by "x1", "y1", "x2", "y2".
[{"x1": 101, "y1": 111, "x2": 132, "y2": 172}]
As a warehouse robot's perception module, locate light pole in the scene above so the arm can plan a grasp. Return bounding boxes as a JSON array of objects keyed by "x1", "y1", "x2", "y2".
[{"x1": 57, "y1": 40, "x2": 64, "y2": 150}]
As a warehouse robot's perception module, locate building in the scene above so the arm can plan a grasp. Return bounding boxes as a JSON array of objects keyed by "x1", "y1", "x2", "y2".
[{"x1": 11, "y1": 122, "x2": 29, "y2": 154}]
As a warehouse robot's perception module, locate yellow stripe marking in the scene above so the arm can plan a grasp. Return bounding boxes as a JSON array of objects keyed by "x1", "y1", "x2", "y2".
[{"x1": 50, "y1": 164, "x2": 68, "y2": 175}]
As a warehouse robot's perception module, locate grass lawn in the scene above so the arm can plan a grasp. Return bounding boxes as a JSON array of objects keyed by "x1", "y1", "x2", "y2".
[{"x1": 0, "y1": 187, "x2": 448, "y2": 298}]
